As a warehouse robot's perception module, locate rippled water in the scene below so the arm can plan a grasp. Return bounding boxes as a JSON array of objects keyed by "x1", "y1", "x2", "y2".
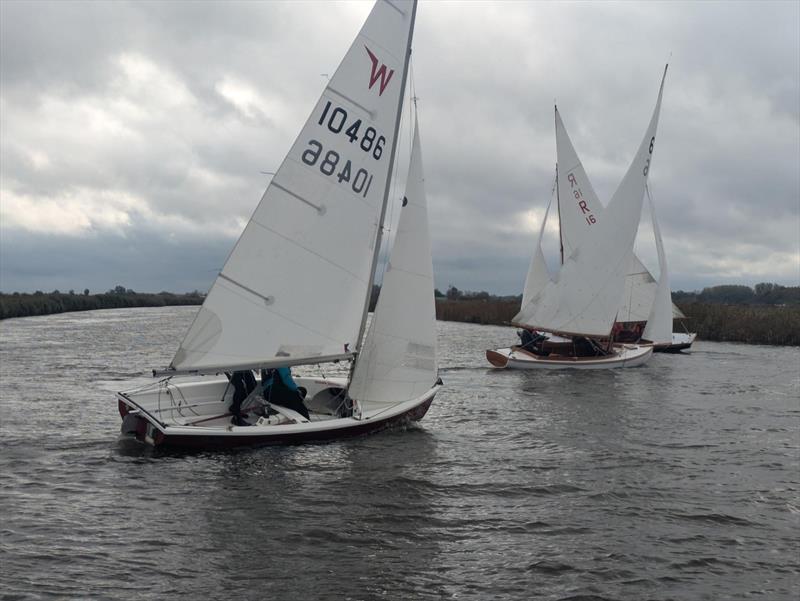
[{"x1": 1, "y1": 307, "x2": 798, "y2": 600}]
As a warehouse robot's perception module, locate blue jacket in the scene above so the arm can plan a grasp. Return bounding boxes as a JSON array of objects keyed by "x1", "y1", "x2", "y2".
[{"x1": 262, "y1": 367, "x2": 298, "y2": 392}]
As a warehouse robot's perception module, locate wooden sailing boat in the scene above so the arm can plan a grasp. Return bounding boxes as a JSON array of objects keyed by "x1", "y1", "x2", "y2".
[
  {"x1": 552, "y1": 71, "x2": 695, "y2": 352},
  {"x1": 486, "y1": 67, "x2": 669, "y2": 370},
  {"x1": 117, "y1": 0, "x2": 441, "y2": 449}
]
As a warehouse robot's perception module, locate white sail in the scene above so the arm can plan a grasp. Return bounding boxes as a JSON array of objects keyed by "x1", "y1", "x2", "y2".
[
  {"x1": 642, "y1": 189, "x2": 674, "y2": 344},
  {"x1": 349, "y1": 114, "x2": 437, "y2": 408},
  {"x1": 514, "y1": 66, "x2": 668, "y2": 337},
  {"x1": 520, "y1": 195, "x2": 554, "y2": 309},
  {"x1": 618, "y1": 254, "x2": 658, "y2": 323},
  {"x1": 167, "y1": 0, "x2": 416, "y2": 375},
  {"x1": 556, "y1": 103, "x2": 678, "y2": 324},
  {"x1": 555, "y1": 107, "x2": 603, "y2": 262}
]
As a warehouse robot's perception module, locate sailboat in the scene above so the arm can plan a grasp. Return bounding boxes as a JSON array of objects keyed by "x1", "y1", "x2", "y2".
[
  {"x1": 117, "y1": 0, "x2": 442, "y2": 449},
  {"x1": 552, "y1": 82, "x2": 695, "y2": 352},
  {"x1": 486, "y1": 67, "x2": 669, "y2": 370}
]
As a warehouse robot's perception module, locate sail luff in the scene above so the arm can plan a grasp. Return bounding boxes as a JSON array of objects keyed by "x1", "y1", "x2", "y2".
[{"x1": 354, "y1": 0, "x2": 418, "y2": 357}]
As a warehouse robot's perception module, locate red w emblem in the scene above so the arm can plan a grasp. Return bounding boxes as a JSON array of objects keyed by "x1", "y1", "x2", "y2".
[{"x1": 365, "y1": 46, "x2": 394, "y2": 96}]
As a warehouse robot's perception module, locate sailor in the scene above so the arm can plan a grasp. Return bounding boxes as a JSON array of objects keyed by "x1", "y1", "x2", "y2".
[
  {"x1": 227, "y1": 370, "x2": 257, "y2": 426},
  {"x1": 518, "y1": 328, "x2": 546, "y2": 351},
  {"x1": 261, "y1": 367, "x2": 311, "y2": 420}
]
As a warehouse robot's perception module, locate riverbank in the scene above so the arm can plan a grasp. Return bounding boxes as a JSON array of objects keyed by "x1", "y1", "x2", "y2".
[
  {"x1": 435, "y1": 299, "x2": 800, "y2": 346},
  {"x1": 0, "y1": 291, "x2": 204, "y2": 320},
  {"x1": 3, "y1": 293, "x2": 797, "y2": 346}
]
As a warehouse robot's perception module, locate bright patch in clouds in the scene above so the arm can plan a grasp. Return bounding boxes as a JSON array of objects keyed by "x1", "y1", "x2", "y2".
[{"x1": 1, "y1": 187, "x2": 139, "y2": 235}]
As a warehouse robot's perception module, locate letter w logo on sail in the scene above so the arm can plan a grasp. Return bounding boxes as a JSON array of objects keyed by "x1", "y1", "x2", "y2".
[{"x1": 365, "y1": 46, "x2": 394, "y2": 96}]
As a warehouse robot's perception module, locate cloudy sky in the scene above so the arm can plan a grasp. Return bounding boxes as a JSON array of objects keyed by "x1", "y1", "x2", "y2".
[{"x1": 1, "y1": 0, "x2": 798, "y2": 295}]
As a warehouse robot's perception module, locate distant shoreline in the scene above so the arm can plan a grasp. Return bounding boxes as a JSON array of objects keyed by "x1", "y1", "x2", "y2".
[
  {"x1": 2, "y1": 292, "x2": 797, "y2": 346},
  {"x1": 0, "y1": 291, "x2": 204, "y2": 321},
  {"x1": 435, "y1": 299, "x2": 800, "y2": 346}
]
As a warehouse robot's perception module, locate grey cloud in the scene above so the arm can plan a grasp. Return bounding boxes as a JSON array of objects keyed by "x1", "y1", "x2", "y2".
[{"x1": 1, "y1": 0, "x2": 797, "y2": 296}]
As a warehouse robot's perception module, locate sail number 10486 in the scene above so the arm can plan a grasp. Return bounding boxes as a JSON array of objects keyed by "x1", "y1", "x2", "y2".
[
  {"x1": 302, "y1": 140, "x2": 374, "y2": 198},
  {"x1": 317, "y1": 100, "x2": 385, "y2": 160}
]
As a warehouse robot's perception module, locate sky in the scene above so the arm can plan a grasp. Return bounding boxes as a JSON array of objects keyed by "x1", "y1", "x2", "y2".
[{"x1": 1, "y1": 0, "x2": 798, "y2": 295}]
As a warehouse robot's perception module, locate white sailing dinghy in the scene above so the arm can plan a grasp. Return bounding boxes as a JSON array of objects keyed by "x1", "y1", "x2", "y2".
[
  {"x1": 117, "y1": 0, "x2": 442, "y2": 449},
  {"x1": 486, "y1": 67, "x2": 669, "y2": 370},
  {"x1": 552, "y1": 81, "x2": 695, "y2": 352}
]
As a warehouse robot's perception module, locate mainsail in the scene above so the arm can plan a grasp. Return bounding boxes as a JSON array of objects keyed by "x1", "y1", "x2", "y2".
[
  {"x1": 514, "y1": 65, "x2": 668, "y2": 337},
  {"x1": 642, "y1": 188, "x2": 674, "y2": 344},
  {"x1": 165, "y1": 0, "x2": 416, "y2": 375},
  {"x1": 554, "y1": 77, "x2": 679, "y2": 324},
  {"x1": 554, "y1": 106, "x2": 603, "y2": 262},
  {"x1": 349, "y1": 114, "x2": 437, "y2": 408}
]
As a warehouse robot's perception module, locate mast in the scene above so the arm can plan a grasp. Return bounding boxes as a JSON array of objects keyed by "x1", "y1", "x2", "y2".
[
  {"x1": 556, "y1": 162, "x2": 563, "y2": 265},
  {"x1": 554, "y1": 106, "x2": 564, "y2": 265},
  {"x1": 353, "y1": 0, "x2": 418, "y2": 362}
]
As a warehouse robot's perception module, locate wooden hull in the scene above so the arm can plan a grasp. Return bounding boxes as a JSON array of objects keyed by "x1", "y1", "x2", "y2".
[
  {"x1": 117, "y1": 376, "x2": 440, "y2": 450},
  {"x1": 486, "y1": 344, "x2": 653, "y2": 370}
]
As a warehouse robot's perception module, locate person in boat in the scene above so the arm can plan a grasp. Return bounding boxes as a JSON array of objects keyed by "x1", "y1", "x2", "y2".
[
  {"x1": 227, "y1": 370, "x2": 257, "y2": 426},
  {"x1": 517, "y1": 328, "x2": 548, "y2": 354},
  {"x1": 261, "y1": 367, "x2": 311, "y2": 420},
  {"x1": 572, "y1": 337, "x2": 607, "y2": 357}
]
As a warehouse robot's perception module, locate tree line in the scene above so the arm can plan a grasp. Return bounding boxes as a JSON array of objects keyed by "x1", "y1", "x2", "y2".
[{"x1": 0, "y1": 286, "x2": 204, "y2": 320}]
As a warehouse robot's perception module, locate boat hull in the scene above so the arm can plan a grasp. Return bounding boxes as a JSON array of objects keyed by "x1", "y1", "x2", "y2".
[
  {"x1": 654, "y1": 332, "x2": 697, "y2": 353},
  {"x1": 486, "y1": 344, "x2": 653, "y2": 370},
  {"x1": 117, "y1": 378, "x2": 440, "y2": 450}
]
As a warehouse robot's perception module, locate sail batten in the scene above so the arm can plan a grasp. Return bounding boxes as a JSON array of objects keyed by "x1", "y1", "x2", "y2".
[{"x1": 164, "y1": 0, "x2": 417, "y2": 374}]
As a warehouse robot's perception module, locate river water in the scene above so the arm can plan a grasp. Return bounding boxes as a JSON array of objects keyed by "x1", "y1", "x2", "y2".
[{"x1": 0, "y1": 306, "x2": 798, "y2": 600}]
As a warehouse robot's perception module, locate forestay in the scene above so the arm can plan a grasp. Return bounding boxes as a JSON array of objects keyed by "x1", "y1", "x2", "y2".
[
  {"x1": 642, "y1": 189, "x2": 674, "y2": 344},
  {"x1": 166, "y1": 0, "x2": 415, "y2": 375},
  {"x1": 349, "y1": 115, "x2": 438, "y2": 409},
  {"x1": 514, "y1": 66, "x2": 668, "y2": 337}
]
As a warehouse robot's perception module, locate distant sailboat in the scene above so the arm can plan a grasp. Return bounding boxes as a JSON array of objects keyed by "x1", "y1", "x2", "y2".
[
  {"x1": 553, "y1": 74, "x2": 695, "y2": 352},
  {"x1": 117, "y1": 0, "x2": 441, "y2": 449},
  {"x1": 486, "y1": 67, "x2": 669, "y2": 370}
]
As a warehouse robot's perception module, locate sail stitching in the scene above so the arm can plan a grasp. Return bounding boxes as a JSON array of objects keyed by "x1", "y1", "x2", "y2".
[
  {"x1": 249, "y1": 218, "x2": 368, "y2": 285},
  {"x1": 215, "y1": 278, "x2": 351, "y2": 349}
]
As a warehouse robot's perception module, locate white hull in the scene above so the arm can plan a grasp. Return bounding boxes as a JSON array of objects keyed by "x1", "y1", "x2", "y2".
[
  {"x1": 653, "y1": 332, "x2": 697, "y2": 352},
  {"x1": 486, "y1": 344, "x2": 653, "y2": 370},
  {"x1": 118, "y1": 375, "x2": 439, "y2": 449}
]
